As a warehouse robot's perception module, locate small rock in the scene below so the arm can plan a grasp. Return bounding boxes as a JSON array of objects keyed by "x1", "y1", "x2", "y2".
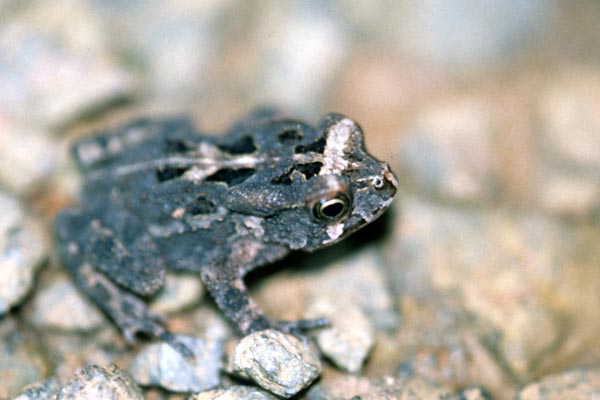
[
  {"x1": 0, "y1": 124, "x2": 59, "y2": 193},
  {"x1": 149, "y1": 273, "x2": 204, "y2": 315},
  {"x1": 516, "y1": 369, "x2": 600, "y2": 400},
  {"x1": 228, "y1": 329, "x2": 321, "y2": 398},
  {"x1": 0, "y1": 326, "x2": 49, "y2": 399},
  {"x1": 305, "y1": 300, "x2": 374, "y2": 373},
  {"x1": 14, "y1": 378, "x2": 60, "y2": 400},
  {"x1": 190, "y1": 385, "x2": 278, "y2": 400},
  {"x1": 29, "y1": 273, "x2": 106, "y2": 331},
  {"x1": 129, "y1": 334, "x2": 222, "y2": 393},
  {"x1": 0, "y1": 192, "x2": 47, "y2": 316},
  {"x1": 538, "y1": 67, "x2": 600, "y2": 171},
  {"x1": 57, "y1": 364, "x2": 142, "y2": 400}
]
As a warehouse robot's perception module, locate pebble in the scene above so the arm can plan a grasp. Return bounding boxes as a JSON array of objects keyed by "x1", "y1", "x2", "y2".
[
  {"x1": 0, "y1": 323, "x2": 49, "y2": 399},
  {"x1": 538, "y1": 67, "x2": 600, "y2": 171},
  {"x1": 0, "y1": 192, "x2": 47, "y2": 316},
  {"x1": 149, "y1": 272, "x2": 204, "y2": 315},
  {"x1": 57, "y1": 364, "x2": 142, "y2": 400},
  {"x1": 0, "y1": 123, "x2": 59, "y2": 193},
  {"x1": 228, "y1": 329, "x2": 321, "y2": 398},
  {"x1": 14, "y1": 379, "x2": 60, "y2": 400},
  {"x1": 534, "y1": 67, "x2": 600, "y2": 218},
  {"x1": 29, "y1": 273, "x2": 106, "y2": 331},
  {"x1": 190, "y1": 385, "x2": 279, "y2": 400},
  {"x1": 305, "y1": 299, "x2": 374, "y2": 373},
  {"x1": 516, "y1": 369, "x2": 600, "y2": 400},
  {"x1": 398, "y1": 95, "x2": 500, "y2": 203},
  {"x1": 129, "y1": 334, "x2": 222, "y2": 393}
]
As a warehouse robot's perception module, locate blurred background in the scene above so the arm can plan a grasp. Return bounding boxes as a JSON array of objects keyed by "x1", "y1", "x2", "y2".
[{"x1": 1, "y1": 1, "x2": 599, "y2": 399}]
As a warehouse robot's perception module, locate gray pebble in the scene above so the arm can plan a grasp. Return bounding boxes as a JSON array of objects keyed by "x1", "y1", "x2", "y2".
[
  {"x1": 149, "y1": 273, "x2": 204, "y2": 315},
  {"x1": 228, "y1": 329, "x2": 321, "y2": 398},
  {"x1": 305, "y1": 299, "x2": 374, "y2": 373},
  {"x1": 57, "y1": 364, "x2": 142, "y2": 400},
  {"x1": 0, "y1": 124, "x2": 58, "y2": 193},
  {"x1": 0, "y1": 192, "x2": 47, "y2": 316},
  {"x1": 190, "y1": 385, "x2": 279, "y2": 400},
  {"x1": 129, "y1": 334, "x2": 222, "y2": 393},
  {"x1": 14, "y1": 379, "x2": 60, "y2": 400},
  {"x1": 29, "y1": 273, "x2": 106, "y2": 331}
]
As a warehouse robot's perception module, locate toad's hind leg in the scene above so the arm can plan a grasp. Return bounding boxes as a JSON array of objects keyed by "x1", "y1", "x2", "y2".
[{"x1": 54, "y1": 209, "x2": 171, "y2": 344}]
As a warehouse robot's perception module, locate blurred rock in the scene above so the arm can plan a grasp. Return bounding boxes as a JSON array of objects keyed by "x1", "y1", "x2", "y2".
[
  {"x1": 0, "y1": 321, "x2": 49, "y2": 399},
  {"x1": 398, "y1": 96, "x2": 501, "y2": 203},
  {"x1": 305, "y1": 299, "x2": 374, "y2": 373},
  {"x1": 516, "y1": 369, "x2": 600, "y2": 400},
  {"x1": 14, "y1": 378, "x2": 60, "y2": 400},
  {"x1": 534, "y1": 66, "x2": 600, "y2": 218},
  {"x1": 0, "y1": 123, "x2": 59, "y2": 193},
  {"x1": 190, "y1": 385, "x2": 278, "y2": 400},
  {"x1": 0, "y1": 192, "x2": 47, "y2": 316},
  {"x1": 228, "y1": 329, "x2": 321, "y2": 398},
  {"x1": 538, "y1": 67, "x2": 600, "y2": 171},
  {"x1": 149, "y1": 272, "x2": 204, "y2": 315},
  {"x1": 397, "y1": 0, "x2": 556, "y2": 72},
  {"x1": 57, "y1": 364, "x2": 142, "y2": 400},
  {"x1": 29, "y1": 272, "x2": 106, "y2": 332},
  {"x1": 0, "y1": 0, "x2": 135, "y2": 127},
  {"x1": 248, "y1": 3, "x2": 348, "y2": 114},
  {"x1": 129, "y1": 334, "x2": 222, "y2": 393}
]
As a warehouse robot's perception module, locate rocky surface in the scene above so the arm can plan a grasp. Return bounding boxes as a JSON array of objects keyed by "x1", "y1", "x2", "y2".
[{"x1": 1, "y1": 1, "x2": 599, "y2": 399}]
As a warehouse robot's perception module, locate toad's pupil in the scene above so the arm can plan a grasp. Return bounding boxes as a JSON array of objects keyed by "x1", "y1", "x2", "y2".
[{"x1": 322, "y1": 201, "x2": 344, "y2": 217}]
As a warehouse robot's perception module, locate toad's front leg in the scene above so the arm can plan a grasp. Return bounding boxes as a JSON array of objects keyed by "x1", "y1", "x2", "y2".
[{"x1": 200, "y1": 262, "x2": 329, "y2": 336}]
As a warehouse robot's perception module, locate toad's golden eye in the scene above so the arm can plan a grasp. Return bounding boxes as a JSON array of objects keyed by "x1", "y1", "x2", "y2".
[{"x1": 312, "y1": 194, "x2": 351, "y2": 222}]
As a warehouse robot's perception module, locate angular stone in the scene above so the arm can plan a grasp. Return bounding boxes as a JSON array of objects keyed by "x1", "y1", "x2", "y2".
[
  {"x1": 305, "y1": 299, "x2": 374, "y2": 373},
  {"x1": 57, "y1": 364, "x2": 142, "y2": 400},
  {"x1": 0, "y1": 192, "x2": 47, "y2": 316},
  {"x1": 228, "y1": 330, "x2": 321, "y2": 398},
  {"x1": 129, "y1": 334, "x2": 222, "y2": 393}
]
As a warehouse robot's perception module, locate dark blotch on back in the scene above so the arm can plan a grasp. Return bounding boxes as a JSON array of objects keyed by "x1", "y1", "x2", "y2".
[
  {"x1": 278, "y1": 128, "x2": 304, "y2": 143},
  {"x1": 272, "y1": 162, "x2": 322, "y2": 185},
  {"x1": 190, "y1": 195, "x2": 218, "y2": 215},
  {"x1": 156, "y1": 166, "x2": 190, "y2": 182},
  {"x1": 217, "y1": 136, "x2": 256, "y2": 155},
  {"x1": 294, "y1": 137, "x2": 326, "y2": 154},
  {"x1": 206, "y1": 168, "x2": 255, "y2": 185}
]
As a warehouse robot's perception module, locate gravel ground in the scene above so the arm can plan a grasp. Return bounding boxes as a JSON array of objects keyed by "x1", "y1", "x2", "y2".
[{"x1": 1, "y1": 1, "x2": 599, "y2": 399}]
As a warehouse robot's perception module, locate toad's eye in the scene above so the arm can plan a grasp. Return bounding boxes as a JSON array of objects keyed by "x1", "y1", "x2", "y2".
[{"x1": 311, "y1": 194, "x2": 351, "y2": 222}]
